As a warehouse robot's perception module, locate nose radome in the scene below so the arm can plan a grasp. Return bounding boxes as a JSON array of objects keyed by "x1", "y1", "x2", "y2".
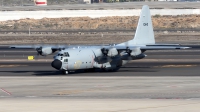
[{"x1": 51, "y1": 59, "x2": 62, "y2": 70}]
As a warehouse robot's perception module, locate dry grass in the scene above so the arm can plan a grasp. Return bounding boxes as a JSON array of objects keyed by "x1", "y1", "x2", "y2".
[{"x1": 1, "y1": 15, "x2": 200, "y2": 31}]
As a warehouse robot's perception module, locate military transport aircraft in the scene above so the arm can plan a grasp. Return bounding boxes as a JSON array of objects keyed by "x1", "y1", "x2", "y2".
[{"x1": 10, "y1": 5, "x2": 190, "y2": 74}]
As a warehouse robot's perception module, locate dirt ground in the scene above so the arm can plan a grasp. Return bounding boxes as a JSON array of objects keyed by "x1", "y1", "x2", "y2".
[
  {"x1": 1, "y1": 15, "x2": 200, "y2": 31},
  {"x1": 1, "y1": 32, "x2": 200, "y2": 45},
  {"x1": 1, "y1": 15, "x2": 200, "y2": 45}
]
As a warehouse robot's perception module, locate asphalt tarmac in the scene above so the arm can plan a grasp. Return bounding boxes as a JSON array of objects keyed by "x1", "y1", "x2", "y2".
[
  {"x1": 0, "y1": 45, "x2": 199, "y2": 76},
  {"x1": 0, "y1": 61, "x2": 199, "y2": 76},
  {"x1": 1, "y1": 45, "x2": 200, "y2": 112}
]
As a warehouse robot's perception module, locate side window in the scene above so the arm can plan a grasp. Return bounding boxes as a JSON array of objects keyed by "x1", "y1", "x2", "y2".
[{"x1": 64, "y1": 59, "x2": 68, "y2": 62}]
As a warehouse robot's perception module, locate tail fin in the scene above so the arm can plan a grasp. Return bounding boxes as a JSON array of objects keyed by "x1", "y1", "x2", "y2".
[
  {"x1": 118, "y1": 5, "x2": 155, "y2": 46},
  {"x1": 132, "y1": 5, "x2": 155, "y2": 45}
]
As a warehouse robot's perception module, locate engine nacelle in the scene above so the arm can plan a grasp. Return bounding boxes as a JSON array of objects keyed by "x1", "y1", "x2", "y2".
[
  {"x1": 107, "y1": 48, "x2": 118, "y2": 57},
  {"x1": 42, "y1": 47, "x2": 53, "y2": 55},
  {"x1": 130, "y1": 47, "x2": 141, "y2": 56},
  {"x1": 93, "y1": 62, "x2": 118, "y2": 71},
  {"x1": 37, "y1": 47, "x2": 54, "y2": 56},
  {"x1": 131, "y1": 53, "x2": 146, "y2": 60}
]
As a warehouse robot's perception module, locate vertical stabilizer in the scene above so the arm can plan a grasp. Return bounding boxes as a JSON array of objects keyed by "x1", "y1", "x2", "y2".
[
  {"x1": 132, "y1": 5, "x2": 155, "y2": 45},
  {"x1": 118, "y1": 5, "x2": 155, "y2": 46}
]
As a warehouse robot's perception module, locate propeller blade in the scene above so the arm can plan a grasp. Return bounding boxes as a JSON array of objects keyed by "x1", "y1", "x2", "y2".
[
  {"x1": 106, "y1": 56, "x2": 112, "y2": 62},
  {"x1": 97, "y1": 56, "x2": 112, "y2": 64},
  {"x1": 125, "y1": 41, "x2": 129, "y2": 48},
  {"x1": 127, "y1": 55, "x2": 132, "y2": 61}
]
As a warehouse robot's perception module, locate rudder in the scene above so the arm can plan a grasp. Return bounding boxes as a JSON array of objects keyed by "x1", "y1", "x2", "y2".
[{"x1": 130, "y1": 5, "x2": 155, "y2": 45}]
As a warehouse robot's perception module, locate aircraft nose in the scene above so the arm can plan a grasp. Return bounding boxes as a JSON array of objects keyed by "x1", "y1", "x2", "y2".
[{"x1": 51, "y1": 59, "x2": 62, "y2": 70}]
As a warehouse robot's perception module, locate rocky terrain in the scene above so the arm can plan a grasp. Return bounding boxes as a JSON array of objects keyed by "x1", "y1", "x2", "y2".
[
  {"x1": 1, "y1": 15, "x2": 200, "y2": 31},
  {"x1": 0, "y1": 15, "x2": 200, "y2": 45}
]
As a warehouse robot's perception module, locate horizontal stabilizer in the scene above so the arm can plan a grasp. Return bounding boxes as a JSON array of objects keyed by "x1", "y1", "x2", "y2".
[
  {"x1": 146, "y1": 44, "x2": 180, "y2": 46},
  {"x1": 140, "y1": 46, "x2": 190, "y2": 50}
]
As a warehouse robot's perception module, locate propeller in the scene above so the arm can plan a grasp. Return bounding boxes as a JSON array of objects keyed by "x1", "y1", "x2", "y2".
[
  {"x1": 123, "y1": 41, "x2": 142, "y2": 60},
  {"x1": 101, "y1": 48, "x2": 109, "y2": 56},
  {"x1": 125, "y1": 42, "x2": 132, "y2": 60},
  {"x1": 34, "y1": 42, "x2": 44, "y2": 60},
  {"x1": 34, "y1": 46, "x2": 42, "y2": 60},
  {"x1": 96, "y1": 44, "x2": 115, "y2": 64},
  {"x1": 36, "y1": 46, "x2": 42, "y2": 55},
  {"x1": 100, "y1": 48, "x2": 111, "y2": 63}
]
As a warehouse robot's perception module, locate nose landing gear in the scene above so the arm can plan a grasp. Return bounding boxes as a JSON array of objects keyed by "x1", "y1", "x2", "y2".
[{"x1": 62, "y1": 70, "x2": 69, "y2": 75}]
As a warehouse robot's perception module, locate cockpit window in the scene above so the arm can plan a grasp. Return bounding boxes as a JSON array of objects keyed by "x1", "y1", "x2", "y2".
[
  {"x1": 57, "y1": 52, "x2": 70, "y2": 57},
  {"x1": 64, "y1": 52, "x2": 70, "y2": 57},
  {"x1": 64, "y1": 59, "x2": 68, "y2": 62}
]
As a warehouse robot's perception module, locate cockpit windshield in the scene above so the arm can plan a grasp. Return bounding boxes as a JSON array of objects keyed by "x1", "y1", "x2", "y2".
[{"x1": 57, "y1": 52, "x2": 70, "y2": 57}]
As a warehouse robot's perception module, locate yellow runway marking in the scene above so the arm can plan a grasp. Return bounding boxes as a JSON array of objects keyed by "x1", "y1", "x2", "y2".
[
  {"x1": 28, "y1": 56, "x2": 34, "y2": 60},
  {"x1": 0, "y1": 65, "x2": 27, "y2": 68},
  {"x1": 154, "y1": 65, "x2": 197, "y2": 68}
]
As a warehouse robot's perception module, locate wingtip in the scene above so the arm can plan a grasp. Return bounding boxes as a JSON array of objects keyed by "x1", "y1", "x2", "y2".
[
  {"x1": 9, "y1": 46, "x2": 15, "y2": 48},
  {"x1": 181, "y1": 47, "x2": 191, "y2": 49}
]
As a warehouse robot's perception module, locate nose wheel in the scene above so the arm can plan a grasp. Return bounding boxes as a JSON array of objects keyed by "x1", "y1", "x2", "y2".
[{"x1": 62, "y1": 70, "x2": 69, "y2": 75}]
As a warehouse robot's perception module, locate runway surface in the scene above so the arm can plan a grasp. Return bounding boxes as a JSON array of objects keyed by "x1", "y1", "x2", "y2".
[
  {"x1": 1, "y1": 45, "x2": 200, "y2": 112},
  {"x1": 0, "y1": 45, "x2": 199, "y2": 76},
  {"x1": 0, "y1": 61, "x2": 199, "y2": 76},
  {"x1": 0, "y1": 45, "x2": 200, "y2": 97}
]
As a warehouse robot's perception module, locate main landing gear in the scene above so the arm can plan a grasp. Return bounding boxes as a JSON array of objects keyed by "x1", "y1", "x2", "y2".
[{"x1": 84, "y1": 68, "x2": 96, "y2": 72}]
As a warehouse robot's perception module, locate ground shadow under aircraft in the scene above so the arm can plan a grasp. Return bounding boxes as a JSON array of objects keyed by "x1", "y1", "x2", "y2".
[{"x1": 0, "y1": 65, "x2": 199, "y2": 76}]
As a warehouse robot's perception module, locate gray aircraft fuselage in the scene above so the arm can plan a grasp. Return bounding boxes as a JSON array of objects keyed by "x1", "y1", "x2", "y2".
[{"x1": 51, "y1": 47, "x2": 131, "y2": 72}]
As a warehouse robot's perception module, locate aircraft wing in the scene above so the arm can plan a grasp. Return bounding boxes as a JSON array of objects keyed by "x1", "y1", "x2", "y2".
[
  {"x1": 114, "y1": 44, "x2": 190, "y2": 51},
  {"x1": 9, "y1": 44, "x2": 75, "y2": 56},
  {"x1": 140, "y1": 46, "x2": 190, "y2": 50},
  {"x1": 9, "y1": 45, "x2": 70, "y2": 50},
  {"x1": 10, "y1": 45, "x2": 37, "y2": 49},
  {"x1": 140, "y1": 44, "x2": 190, "y2": 50},
  {"x1": 10, "y1": 44, "x2": 190, "y2": 50}
]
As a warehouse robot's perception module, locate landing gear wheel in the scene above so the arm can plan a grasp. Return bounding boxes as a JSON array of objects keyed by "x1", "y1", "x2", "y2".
[{"x1": 62, "y1": 70, "x2": 69, "y2": 75}]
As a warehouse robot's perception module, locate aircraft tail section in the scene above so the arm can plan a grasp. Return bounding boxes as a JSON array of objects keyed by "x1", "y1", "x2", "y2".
[
  {"x1": 132, "y1": 5, "x2": 155, "y2": 45},
  {"x1": 118, "y1": 5, "x2": 155, "y2": 46}
]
